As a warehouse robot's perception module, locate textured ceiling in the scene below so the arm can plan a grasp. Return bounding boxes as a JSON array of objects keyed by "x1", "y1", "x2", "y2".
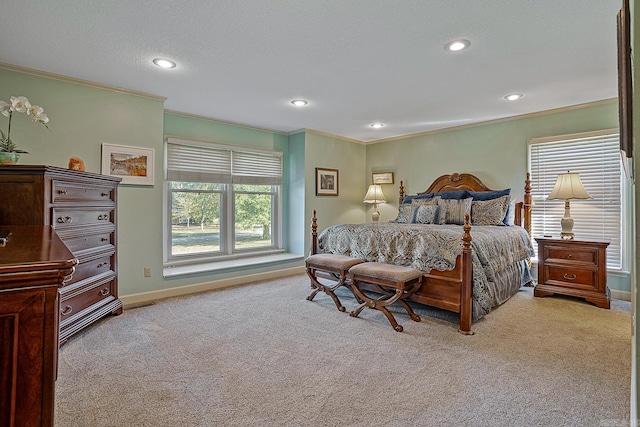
[{"x1": 0, "y1": 1, "x2": 621, "y2": 142}]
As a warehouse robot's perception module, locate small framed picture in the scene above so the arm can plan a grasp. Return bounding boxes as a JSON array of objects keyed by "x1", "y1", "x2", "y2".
[
  {"x1": 372, "y1": 172, "x2": 394, "y2": 185},
  {"x1": 101, "y1": 143, "x2": 155, "y2": 186},
  {"x1": 316, "y1": 167, "x2": 339, "y2": 196}
]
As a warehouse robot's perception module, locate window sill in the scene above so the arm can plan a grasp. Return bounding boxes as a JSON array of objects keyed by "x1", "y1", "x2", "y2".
[{"x1": 163, "y1": 252, "x2": 303, "y2": 278}]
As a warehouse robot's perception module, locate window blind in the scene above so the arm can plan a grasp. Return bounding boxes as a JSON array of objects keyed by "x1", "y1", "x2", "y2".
[
  {"x1": 167, "y1": 141, "x2": 282, "y2": 185},
  {"x1": 232, "y1": 151, "x2": 283, "y2": 185},
  {"x1": 529, "y1": 133, "x2": 622, "y2": 270},
  {"x1": 167, "y1": 143, "x2": 232, "y2": 183}
]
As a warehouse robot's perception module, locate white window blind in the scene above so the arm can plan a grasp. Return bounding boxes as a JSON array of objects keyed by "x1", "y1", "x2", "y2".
[
  {"x1": 167, "y1": 143, "x2": 232, "y2": 183},
  {"x1": 232, "y1": 151, "x2": 283, "y2": 185},
  {"x1": 529, "y1": 132, "x2": 622, "y2": 270},
  {"x1": 167, "y1": 140, "x2": 282, "y2": 185}
]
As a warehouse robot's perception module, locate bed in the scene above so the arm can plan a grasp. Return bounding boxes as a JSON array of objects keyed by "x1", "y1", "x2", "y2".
[{"x1": 310, "y1": 172, "x2": 534, "y2": 334}]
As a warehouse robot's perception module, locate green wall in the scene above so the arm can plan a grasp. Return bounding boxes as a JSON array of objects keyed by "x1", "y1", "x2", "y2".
[
  {"x1": 287, "y1": 131, "x2": 306, "y2": 256},
  {"x1": 303, "y1": 131, "x2": 367, "y2": 240}
]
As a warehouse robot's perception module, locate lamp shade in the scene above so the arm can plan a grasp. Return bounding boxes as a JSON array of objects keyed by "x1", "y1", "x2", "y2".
[
  {"x1": 363, "y1": 184, "x2": 386, "y2": 204},
  {"x1": 547, "y1": 172, "x2": 591, "y2": 201}
]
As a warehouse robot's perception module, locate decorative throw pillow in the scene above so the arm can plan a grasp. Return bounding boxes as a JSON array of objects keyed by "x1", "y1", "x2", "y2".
[
  {"x1": 434, "y1": 190, "x2": 470, "y2": 200},
  {"x1": 504, "y1": 200, "x2": 516, "y2": 225},
  {"x1": 437, "y1": 197, "x2": 473, "y2": 225},
  {"x1": 471, "y1": 195, "x2": 511, "y2": 226},
  {"x1": 402, "y1": 192, "x2": 436, "y2": 204},
  {"x1": 468, "y1": 188, "x2": 511, "y2": 201},
  {"x1": 393, "y1": 204, "x2": 414, "y2": 223},
  {"x1": 411, "y1": 196, "x2": 440, "y2": 207},
  {"x1": 411, "y1": 205, "x2": 438, "y2": 224}
]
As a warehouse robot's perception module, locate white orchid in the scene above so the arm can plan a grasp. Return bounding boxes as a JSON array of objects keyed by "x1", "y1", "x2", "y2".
[
  {"x1": 10, "y1": 96, "x2": 30, "y2": 113},
  {"x1": 27, "y1": 105, "x2": 49, "y2": 124},
  {"x1": 0, "y1": 101, "x2": 10, "y2": 117},
  {"x1": 0, "y1": 95, "x2": 51, "y2": 153}
]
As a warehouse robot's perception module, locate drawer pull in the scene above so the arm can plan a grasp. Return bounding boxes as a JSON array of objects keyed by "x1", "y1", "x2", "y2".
[
  {"x1": 97, "y1": 214, "x2": 109, "y2": 221},
  {"x1": 61, "y1": 305, "x2": 73, "y2": 316},
  {"x1": 101, "y1": 192, "x2": 109, "y2": 197},
  {"x1": 101, "y1": 237, "x2": 109, "y2": 242},
  {"x1": 563, "y1": 273, "x2": 577, "y2": 281},
  {"x1": 58, "y1": 189, "x2": 68, "y2": 195},
  {"x1": 97, "y1": 262, "x2": 110, "y2": 269},
  {"x1": 566, "y1": 254, "x2": 572, "y2": 259},
  {"x1": 100, "y1": 288, "x2": 110, "y2": 296},
  {"x1": 57, "y1": 216, "x2": 72, "y2": 224}
]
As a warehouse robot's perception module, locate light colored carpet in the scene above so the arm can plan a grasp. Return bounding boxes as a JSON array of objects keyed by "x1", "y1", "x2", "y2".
[{"x1": 55, "y1": 274, "x2": 631, "y2": 426}]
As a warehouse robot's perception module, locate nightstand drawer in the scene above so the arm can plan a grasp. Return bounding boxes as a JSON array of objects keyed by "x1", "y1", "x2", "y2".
[
  {"x1": 545, "y1": 266, "x2": 596, "y2": 289},
  {"x1": 546, "y1": 246, "x2": 597, "y2": 265}
]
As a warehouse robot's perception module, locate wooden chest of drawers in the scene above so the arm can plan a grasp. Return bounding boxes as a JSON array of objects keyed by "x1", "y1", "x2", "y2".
[
  {"x1": 0, "y1": 165, "x2": 122, "y2": 344},
  {"x1": 534, "y1": 237, "x2": 610, "y2": 308}
]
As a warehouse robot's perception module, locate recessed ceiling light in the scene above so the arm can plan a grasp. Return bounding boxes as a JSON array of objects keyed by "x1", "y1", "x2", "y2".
[
  {"x1": 152, "y1": 58, "x2": 176, "y2": 68},
  {"x1": 504, "y1": 93, "x2": 523, "y2": 101},
  {"x1": 370, "y1": 123, "x2": 384, "y2": 129},
  {"x1": 445, "y1": 39, "x2": 471, "y2": 52},
  {"x1": 291, "y1": 99, "x2": 308, "y2": 107}
]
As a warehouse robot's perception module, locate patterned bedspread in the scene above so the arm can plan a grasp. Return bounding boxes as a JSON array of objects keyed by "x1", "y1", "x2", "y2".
[{"x1": 318, "y1": 223, "x2": 535, "y2": 319}]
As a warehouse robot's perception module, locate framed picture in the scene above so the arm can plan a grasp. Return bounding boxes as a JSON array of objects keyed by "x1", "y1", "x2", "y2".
[
  {"x1": 101, "y1": 143, "x2": 155, "y2": 185},
  {"x1": 372, "y1": 172, "x2": 394, "y2": 185},
  {"x1": 315, "y1": 167, "x2": 339, "y2": 196},
  {"x1": 617, "y1": 0, "x2": 633, "y2": 180}
]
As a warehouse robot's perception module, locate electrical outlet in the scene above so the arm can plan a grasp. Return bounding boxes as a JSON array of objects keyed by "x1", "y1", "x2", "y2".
[{"x1": 144, "y1": 267, "x2": 151, "y2": 277}]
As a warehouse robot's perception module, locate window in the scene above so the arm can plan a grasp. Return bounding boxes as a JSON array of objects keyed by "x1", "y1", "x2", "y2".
[
  {"x1": 165, "y1": 138, "x2": 283, "y2": 265},
  {"x1": 528, "y1": 130, "x2": 625, "y2": 271}
]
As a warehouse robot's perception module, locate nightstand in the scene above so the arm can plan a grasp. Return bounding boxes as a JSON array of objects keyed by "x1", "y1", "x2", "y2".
[{"x1": 534, "y1": 237, "x2": 610, "y2": 309}]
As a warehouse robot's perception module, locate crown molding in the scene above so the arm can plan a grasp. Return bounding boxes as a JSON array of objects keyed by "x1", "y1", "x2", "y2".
[
  {"x1": 0, "y1": 62, "x2": 166, "y2": 102},
  {"x1": 366, "y1": 98, "x2": 618, "y2": 145},
  {"x1": 164, "y1": 109, "x2": 288, "y2": 135},
  {"x1": 291, "y1": 128, "x2": 366, "y2": 145}
]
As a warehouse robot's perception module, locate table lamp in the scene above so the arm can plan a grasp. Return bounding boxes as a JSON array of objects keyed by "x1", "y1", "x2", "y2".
[
  {"x1": 363, "y1": 184, "x2": 386, "y2": 222},
  {"x1": 547, "y1": 171, "x2": 591, "y2": 239}
]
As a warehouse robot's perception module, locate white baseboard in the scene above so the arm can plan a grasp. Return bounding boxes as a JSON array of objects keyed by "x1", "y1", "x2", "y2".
[
  {"x1": 611, "y1": 289, "x2": 631, "y2": 302},
  {"x1": 121, "y1": 266, "x2": 306, "y2": 308}
]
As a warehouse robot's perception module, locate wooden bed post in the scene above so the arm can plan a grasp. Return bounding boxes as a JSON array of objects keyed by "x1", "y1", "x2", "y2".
[
  {"x1": 311, "y1": 210, "x2": 318, "y2": 255},
  {"x1": 459, "y1": 214, "x2": 474, "y2": 335},
  {"x1": 398, "y1": 180, "x2": 405, "y2": 204},
  {"x1": 523, "y1": 172, "x2": 532, "y2": 238}
]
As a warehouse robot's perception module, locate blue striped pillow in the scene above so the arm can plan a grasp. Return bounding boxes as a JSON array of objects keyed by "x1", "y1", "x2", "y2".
[{"x1": 437, "y1": 197, "x2": 473, "y2": 225}]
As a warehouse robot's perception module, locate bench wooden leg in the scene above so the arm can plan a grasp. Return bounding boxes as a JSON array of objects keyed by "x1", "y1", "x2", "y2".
[
  {"x1": 349, "y1": 279, "x2": 418, "y2": 332},
  {"x1": 395, "y1": 298, "x2": 421, "y2": 323},
  {"x1": 305, "y1": 268, "x2": 348, "y2": 312}
]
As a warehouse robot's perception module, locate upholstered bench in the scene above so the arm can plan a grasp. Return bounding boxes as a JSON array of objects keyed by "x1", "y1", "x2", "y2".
[
  {"x1": 348, "y1": 262, "x2": 423, "y2": 332},
  {"x1": 305, "y1": 253, "x2": 365, "y2": 312}
]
